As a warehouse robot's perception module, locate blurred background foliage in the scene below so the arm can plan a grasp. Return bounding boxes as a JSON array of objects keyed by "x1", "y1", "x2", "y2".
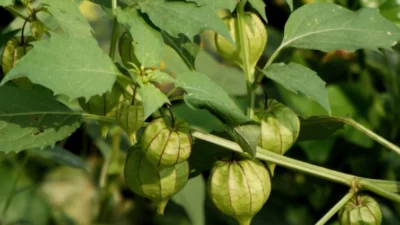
[{"x1": 1, "y1": 0, "x2": 400, "y2": 224}]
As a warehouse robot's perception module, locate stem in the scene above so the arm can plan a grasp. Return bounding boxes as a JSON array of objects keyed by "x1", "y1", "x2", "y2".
[
  {"x1": 336, "y1": 117, "x2": 400, "y2": 155},
  {"x1": 2, "y1": 155, "x2": 28, "y2": 220},
  {"x1": 236, "y1": 0, "x2": 255, "y2": 118},
  {"x1": 108, "y1": 0, "x2": 119, "y2": 60},
  {"x1": 5, "y1": 6, "x2": 29, "y2": 20},
  {"x1": 191, "y1": 130, "x2": 400, "y2": 203},
  {"x1": 315, "y1": 191, "x2": 355, "y2": 225}
]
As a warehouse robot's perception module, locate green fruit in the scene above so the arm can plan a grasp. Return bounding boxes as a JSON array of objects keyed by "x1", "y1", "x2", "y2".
[
  {"x1": 207, "y1": 158, "x2": 271, "y2": 225},
  {"x1": 215, "y1": 12, "x2": 267, "y2": 73},
  {"x1": 141, "y1": 118, "x2": 192, "y2": 168},
  {"x1": 254, "y1": 99, "x2": 300, "y2": 175},
  {"x1": 338, "y1": 195, "x2": 382, "y2": 225},
  {"x1": 124, "y1": 145, "x2": 189, "y2": 215},
  {"x1": 30, "y1": 20, "x2": 45, "y2": 40},
  {"x1": 78, "y1": 83, "x2": 125, "y2": 137},
  {"x1": 118, "y1": 32, "x2": 141, "y2": 69},
  {"x1": 115, "y1": 100, "x2": 144, "y2": 144},
  {"x1": 1, "y1": 36, "x2": 35, "y2": 88}
]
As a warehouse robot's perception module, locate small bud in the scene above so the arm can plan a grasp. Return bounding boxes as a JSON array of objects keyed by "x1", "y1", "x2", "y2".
[
  {"x1": 141, "y1": 118, "x2": 192, "y2": 168},
  {"x1": 207, "y1": 158, "x2": 271, "y2": 225},
  {"x1": 338, "y1": 194, "x2": 382, "y2": 225},
  {"x1": 124, "y1": 145, "x2": 189, "y2": 215}
]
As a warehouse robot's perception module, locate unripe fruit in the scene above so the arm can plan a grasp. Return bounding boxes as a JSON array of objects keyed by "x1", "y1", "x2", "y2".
[
  {"x1": 215, "y1": 12, "x2": 267, "y2": 73},
  {"x1": 118, "y1": 32, "x2": 141, "y2": 68},
  {"x1": 141, "y1": 118, "x2": 192, "y2": 168},
  {"x1": 254, "y1": 100, "x2": 300, "y2": 175},
  {"x1": 124, "y1": 145, "x2": 189, "y2": 215},
  {"x1": 30, "y1": 20, "x2": 45, "y2": 40},
  {"x1": 115, "y1": 100, "x2": 144, "y2": 144},
  {"x1": 207, "y1": 158, "x2": 271, "y2": 225},
  {"x1": 338, "y1": 195, "x2": 382, "y2": 225},
  {"x1": 1, "y1": 36, "x2": 35, "y2": 88}
]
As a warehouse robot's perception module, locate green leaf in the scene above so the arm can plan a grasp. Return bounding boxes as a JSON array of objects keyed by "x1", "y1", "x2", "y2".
[
  {"x1": 1, "y1": 34, "x2": 119, "y2": 100},
  {"x1": 175, "y1": 71, "x2": 250, "y2": 126},
  {"x1": 28, "y1": 146, "x2": 88, "y2": 171},
  {"x1": 149, "y1": 70, "x2": 176, "y2": 83},
  {"x1": 225, "y1": 122, "x2": 261, "y2": 157},
  {"x1": 162, "y1": 31, "x2": 200, "y2": 70},
  {"x1": 248, "y1": 0, "x2": 268, "y2": 22},
  {"x1": 172, "y1": 175, "x2": 206, "y2": 225},
  {"x1": 263, "y1": 63, "x2": 331, "y2": 114},
  {"x1": 138, "y1": 0, "x2": 234, "y2": 44},
  {"x1": 116, "y1": 7, "x2": 164, "y2": 68},
  {"x1": 298, "y1": 115, "x2": 344, "y2": 141},
  {"x1": 43, "y1": 0, "x2": 93, "y2": 37},
  {"x1": 286, "y1": 0, "x2": 293, "y2": 11},
  {"x1": 138, "y1": 83, "x2": 170, "y2": 119},
  {"x1": 281, "y1": 3, "x2": 400, "y2": 52},
  {"x1": 185, "y1": 0, "x2": 238, "y2": 11},
  {"x1": 0, "y1": 0, "x2": 13, "y2": 6},
  {"x1": 0, "y1": 86, "x2": 81, "y2": 153}
]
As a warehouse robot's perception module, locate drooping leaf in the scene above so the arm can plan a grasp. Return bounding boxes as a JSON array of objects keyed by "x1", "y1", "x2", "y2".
[
  {"x1": 162, "y1": 31, "x2": 201, "y2": 70},
  {"x1": 185, "y1": 0, "x2": 238, "y2": 11},
  {"x1": 0, "y1": 0, "x2": 13, "y2": 6},
  {"x1": 116, "y1": 7, "x2": 164, "y2": 68},
  {"x1": 1, "y1": 34, "x2": 119, "y2": 100},
  {"x1": 175, "y1": 71, "x2": 250, "y2": 126},
  {"x1": 138, "y1": 0, "x2": 234, "y2": 44},
  {"x1": 263, "y1": 63, "x2": 331, "y2": 114},
  {"x1": 281, "y1": 3, "x2": 400, "y2": 52},
  {"x1": 43, "y1": 0, "x2": 93, "y2": 37},
  {"x1": 225, "y1": 122, "x2": 261, "y2": 157},
  {"x1": 149, "y1": 70, "x2": 176, "y2": 83},
  {"x1": 298, "y1": 115, "x2": 344, "y2": 141},
  {"x1": 28, "y1": 146, "x2": 88, "y2": 171},
  {"x1": 286, "y1": 0, "x2": 293, "y2": 11},
  {"x1": 172, "y1": 175, "x2": 206, "y2": 225},
  {"x1": 0, "y1": 85, "x2": 81, "y2": 153},
  {"x1": 248, "y1": 0, "x2": 268, "y2": 22},
  {"x1": 138, "y1": 83, "x2": 170, "y2": 120}
]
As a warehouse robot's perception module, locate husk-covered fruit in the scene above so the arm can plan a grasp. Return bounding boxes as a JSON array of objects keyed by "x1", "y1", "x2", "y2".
[
  {"x1": 124, "y1": 145, "x2": 189, "y2": 215},
  {"x1": 1, "y1": 36, "x2": 35, "y2": 88},
  {"x1": 30, "y1": 20, "x2": 45, "y2": 40},
  {"x1": 141, "y1": 118, "x2": 192, "y2": 168},
  {"x1": 207, "y1": 158, "x2": 271, "y2": 225},
  {"x1": 78, "y1": 83, "x2": 125, "y2": 137},
  {"x1": 115, "y1": 100, "x2": 144, "y2": 144},
  {"x1": 254, "y1": 99, "x2": 300, "y2": 175},
  {"x1": 118, "y1": 32, "x2": 141, "y2": 68},
  {"x1": 215, "y1": 12, "x2": 267, "y2": 72},
  {"x1": 338, "y1": 195, "x2": 382, "y2": 225}
]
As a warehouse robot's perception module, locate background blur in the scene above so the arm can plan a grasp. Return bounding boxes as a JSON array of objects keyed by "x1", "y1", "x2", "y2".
[{"x1": 1, "y1": 0, "x2": 400, "y2": 224}]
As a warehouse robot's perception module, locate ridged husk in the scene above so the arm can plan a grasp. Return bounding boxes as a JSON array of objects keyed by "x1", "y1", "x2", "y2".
[
  {"x1": 338, "y1": 195, "x2": 382, "y2": 225},
  {"x1": 215, "y1": 12, "x2": 267, "y2": 72},
  {"x1": 254, "y1": 99, "x2": 300, "y2": 175},
  {"x1": 30, "y1": 20, "x2": 45, "y2": 40},
  {"x1": 1, "y1": 36, "x2": 35, "y2": 88},
  {"x1": 115, "y1": 100, "x2": 144, "y2": 144},
  {"x1": 141, "y1": 118, "x2": 192, "y2": 168},
  {"x1": 124, "y1": 145, "x2": 189, "y2": 215},
  {"x1": 207, "y1": 158, "x2": 271, "y2": 225},
  {"x1": 118, "y1": 32, "x2": 141, "y2": 68}
]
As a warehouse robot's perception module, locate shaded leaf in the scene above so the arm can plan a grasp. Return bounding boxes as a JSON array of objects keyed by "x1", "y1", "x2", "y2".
[
  {"x1": 0, "y1": 0, "x2": 13, "y2": 6},
  {"x1": 248, "y1": 0, "x2": 268, "y2": 22},
  {"x1": 298, "y1": 115, "x2": 344, "y2": 141},
  {"x1": 263, "y1": 63, "x2": 331, "y2": 114},
  {"x1": 225, "y1": 122, "x2": 261, "y2": 157},
  {"x1": 43, "y1": 0, "x2": 93, "y2": 37},
  {"x1": 281, "y1": 3, "x2": 400, "y2": 52},
  {"x1": 116, "y1": 7, "x2": 164, "y2": 68},
  {"x1": 172, "y1": 175, "x2": 206, "y2": 225},
  {"x1": 138, "y1": 83, "x2": 170, "y2": 120},
  {"x1": 162, "y1": 31, "x2": 200, "y2": 70},
  {"x1": 149, "y1": 70, "x2": 176, "y2": 83},
  {"x1": 28, "y1": 146, "x2": 88, "y2": 171},
  {"x1": 139, "y1": 0, "x2": 234, "y2": 44},
  {"x1": 175, "y1": 71, "x2": 250, "y2": 126},
  {"x1": 1, "y1": 34, "x2": 119, "y2": 100},
  {"x1": 186, "y1": 0, "x2": 237, "y2": 11},
  {"x1": 0, "y1": 86, "x2": 81, "y2": 153}
]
